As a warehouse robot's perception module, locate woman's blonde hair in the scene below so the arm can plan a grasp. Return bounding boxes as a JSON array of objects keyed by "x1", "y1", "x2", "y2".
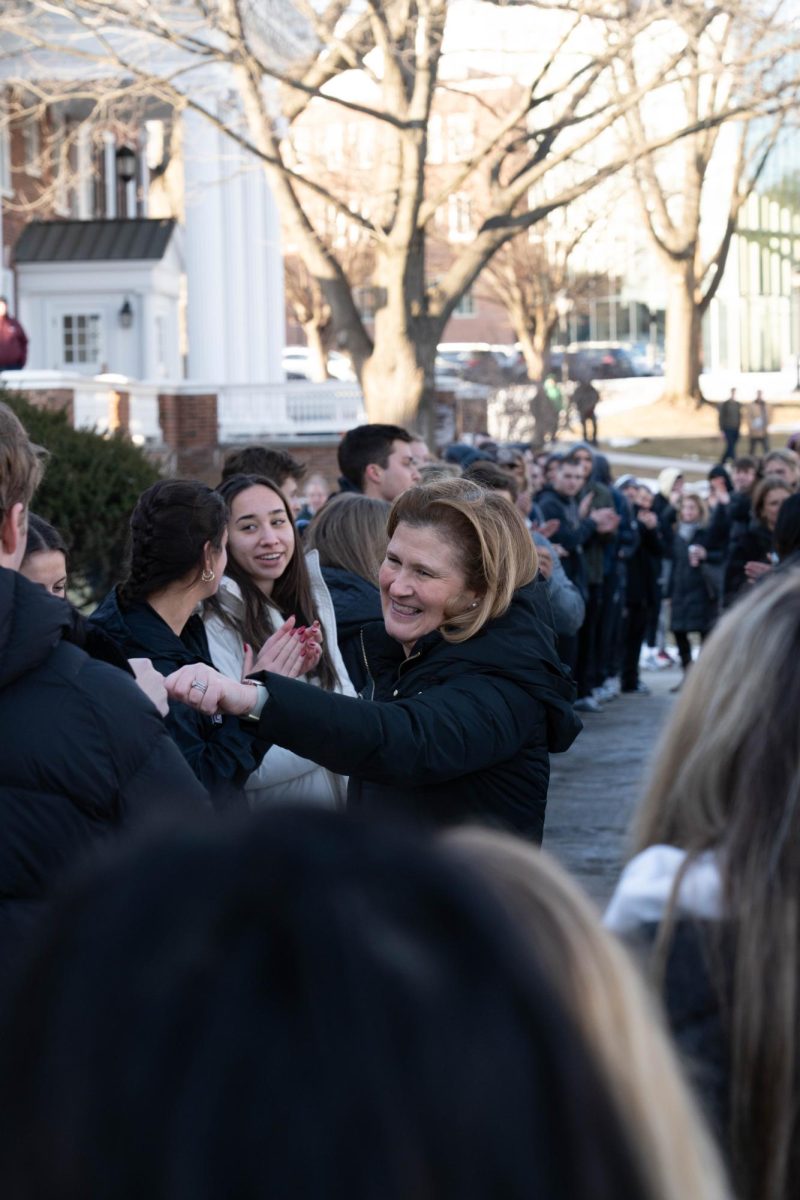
[
  {"x1": 633, "y1": 570, "x2": 800, "y2": 1200},
  {"x1": 304, "y1": 493, "x2": 390, "y2": 587},
  {"x1": 387, "y1": 477, "x2": 537, "y2": 643},
  {"x1": 446, "y1": 829, "x2": 729, "y2": 1200},
  {"x1": 679, "y1": 490, "x2": 708, "y2": 525}
]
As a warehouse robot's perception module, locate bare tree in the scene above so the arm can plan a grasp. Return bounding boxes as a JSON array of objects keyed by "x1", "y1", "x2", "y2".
[
  {"x1": 611, "y1": 2, "x2": 795, "y2": 405},
  {"x1": 479, "y1": 205, "x2": 610, "y2": 382},
  {"x1": 1, "y1": 0, "x2": 790, "y2": 424}
]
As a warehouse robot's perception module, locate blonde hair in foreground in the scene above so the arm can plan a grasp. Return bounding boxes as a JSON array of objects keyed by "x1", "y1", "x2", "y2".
[
  {"x1": 633, "y1": 570, "x2": 800, "y2": 1200},
  {"x1": 387, "y1": 477, "x2": 537, "y2": 643},
  {"x1": 445, "y1": 829, "x2": 730, "y2": 1200}
]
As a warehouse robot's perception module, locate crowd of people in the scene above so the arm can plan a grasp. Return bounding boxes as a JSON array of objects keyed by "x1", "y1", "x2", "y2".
[{"x1": 3, "y1": 397, "x2": 800, "y2": 1198}]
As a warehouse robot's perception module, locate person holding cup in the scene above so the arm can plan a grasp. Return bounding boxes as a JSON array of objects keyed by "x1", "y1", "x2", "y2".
[{"x1": 668, "y1": 492, "x2": 721, "y2": 688}]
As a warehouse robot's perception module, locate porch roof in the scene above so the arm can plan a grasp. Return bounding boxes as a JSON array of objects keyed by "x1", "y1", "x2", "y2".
[{"x1": 15, "y1": 218, "x2": 176, "y2": 264}]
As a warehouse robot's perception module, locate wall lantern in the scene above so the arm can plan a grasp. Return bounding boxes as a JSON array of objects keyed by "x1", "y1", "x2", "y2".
[
  {"x1": 115, "y1": 145, "x2": 137, "y2": 185},
  {"x1": 118, "y1": 298, "x2": 134, "y2": 329}
]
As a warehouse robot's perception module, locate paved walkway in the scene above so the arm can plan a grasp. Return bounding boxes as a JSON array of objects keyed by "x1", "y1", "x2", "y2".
[{"x1": 543, "y1": 667, "x2": 678, "y2": 909}]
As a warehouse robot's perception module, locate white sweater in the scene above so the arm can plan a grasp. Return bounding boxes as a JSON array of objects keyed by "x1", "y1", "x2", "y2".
[{"x1": 204, "y1": 550, "x2": 356, "y2": 809}]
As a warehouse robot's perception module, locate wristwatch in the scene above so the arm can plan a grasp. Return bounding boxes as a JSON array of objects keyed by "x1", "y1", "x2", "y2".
[{"x1": 243, "y1": 680, "x2": 269, "y2": 721}]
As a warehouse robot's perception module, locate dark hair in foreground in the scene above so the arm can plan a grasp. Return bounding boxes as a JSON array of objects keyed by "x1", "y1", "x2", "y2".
[
  {"x1": 633, "y1": 571, "x2": 800, "y2": 1200},
  {"x1": 119, "y1": 479, "x2": 227, "y2": 607},
  {"x1": 209, "y1": 473, "x2": 337, "y2": 690},
  {"x1": 337, "y1": 423, "x2": 411, "y2": 490},
  {"x1": 0, "y1": 809, "x2": 657, "y2": 1200},
  {"x1": 23, "y1": 512, "x2": 68, "y2": 561}
]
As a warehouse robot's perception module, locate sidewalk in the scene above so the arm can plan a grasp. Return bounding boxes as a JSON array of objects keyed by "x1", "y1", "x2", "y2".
[{"x1": 544, "y1": 668, "x2": 678, "y2": 907}]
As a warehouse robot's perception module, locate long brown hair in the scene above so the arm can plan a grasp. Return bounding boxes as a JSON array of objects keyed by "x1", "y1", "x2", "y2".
[
  {"x1": 304, "y1": 493, "x2": 390, "y2": 586},
  {"x1": 632, "y1": 571, "x2": 800, "y2": 1200},
  {"x1": 208, "y1": 474, "x2": 337, "y2": 691}
]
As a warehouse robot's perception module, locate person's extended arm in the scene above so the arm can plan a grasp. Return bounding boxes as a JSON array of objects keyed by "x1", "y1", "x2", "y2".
[{"x1": 166, "y1": 666, "x2": 537, "y2": 786}]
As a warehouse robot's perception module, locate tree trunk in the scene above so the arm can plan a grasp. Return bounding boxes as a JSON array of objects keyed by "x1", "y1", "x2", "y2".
[
  {"x1": 361, "y1": 334, "x2": 429, "y2": 427},
  {"x1": 662, "y1": 264, "x2": 703, "y2": 405},
  {"x1": 302, "y1": 321, "x2": 330, "y2": 382}
]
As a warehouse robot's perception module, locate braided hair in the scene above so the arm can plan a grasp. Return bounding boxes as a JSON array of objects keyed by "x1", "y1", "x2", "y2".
[
  {"x1": 207, "y1": 474, "x2": 338, "y2": 692},
  {"x1": 119, "y1": 479, "x2": 227, "y2": 607}
]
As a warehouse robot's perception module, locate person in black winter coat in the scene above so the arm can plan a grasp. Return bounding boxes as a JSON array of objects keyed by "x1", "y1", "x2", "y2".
[
  {"x1": 668, "y1": 493, "x2": 723, "y2": 675},
  {"x1": 723, "y1": 475, "x2": 791, "y2": 607},
  {"x1": 167, "y1": 479, "x2": 581, "y2": 844},
  {"x1": 0, "y1": 568, "x2": 207, "y2": 984},
  {"x1": 616, "y1": 480, "x2": 664, "y2": 693},
  {"x1": 91, "y1": 479, "x2": 314, "y2": 810},
  {"x1": 304, "y1": 493, "x2": 390, "y2": 692},
  {"x1": 0, "y1": 403, "x2": 207, "y2": 994}
]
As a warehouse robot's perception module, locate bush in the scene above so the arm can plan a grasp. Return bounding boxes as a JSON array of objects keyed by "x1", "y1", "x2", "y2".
[{"x1": 3, "y1": 390, "x2": 160, "y2": 605}]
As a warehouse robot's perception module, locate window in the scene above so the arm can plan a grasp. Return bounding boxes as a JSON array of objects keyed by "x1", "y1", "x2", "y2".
[
  {"x1": 62, "y1": 313, "x2": 102, "y2": 365},
  {"x1": 0, "y1": 103, "x2": 10, "y2": 195},
  {"x1": 446, "y1": 114, "x2": 474, "y2": 163},
  {"x1": 52, "y1": 114, "x2": 70, "y2": 216},
  {"x1": 428, "y1": 114, "x2": 443, "y2": 165},
  {"x1": 453, "y1": 290, "x2": 476, "y2": 317},
  {"x1": 22, "y1": 115, "x2": 42, "y2": 177},
  {"x1": 447, "y1": 192, "x2": 472, "y2": 240}
]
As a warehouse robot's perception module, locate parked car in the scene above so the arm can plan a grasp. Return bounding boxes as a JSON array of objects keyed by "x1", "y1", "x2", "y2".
[
  {"x1": 436, "y1": 343, "x2": 507, "y2": 386},
  {"x1": 281, "y1": 347, "x2": 356, "y2": 382}
]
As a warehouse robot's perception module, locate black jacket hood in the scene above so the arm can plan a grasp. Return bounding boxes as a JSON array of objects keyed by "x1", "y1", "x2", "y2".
[
  {"x1": 0, "y1": 567, "x2": 74, "y2": 688},
  {"x1": 321, "y1": 567, "x2": 382, "y2": 637}
]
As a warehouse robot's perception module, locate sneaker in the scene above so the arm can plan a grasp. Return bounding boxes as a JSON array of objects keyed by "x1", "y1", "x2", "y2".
[
  {"x1": 593, "y1": 685, "x2": 616, "y2": 703},
  {"x1": 621, "y1": 681, "x2": 651, "y2": 695},
  {"x1": 655, "y1": 649, "x2": 676, "y2": 667},
  {"x1": 639, "y1": 648, "x2": 658, "y2": 672},
  {"x1": 603, "y1": 677, "x2": 621, "y2": 697},
  {"x1": 574, "y1": 696, "x2": 603, "y2": 713}
]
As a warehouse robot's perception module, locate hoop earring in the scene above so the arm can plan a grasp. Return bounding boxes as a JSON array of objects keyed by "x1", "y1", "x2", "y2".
[{"x1": 201, "y1": 568, "x2": 215, "y2": 583}]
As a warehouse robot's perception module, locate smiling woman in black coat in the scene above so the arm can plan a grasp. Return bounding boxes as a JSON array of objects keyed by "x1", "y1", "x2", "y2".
[{"x1": 168, "y1": 479, "x2": 581, "y2": 843}]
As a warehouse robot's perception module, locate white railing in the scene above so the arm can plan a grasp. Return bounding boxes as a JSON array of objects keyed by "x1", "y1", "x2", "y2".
[
  {"x1": 214, "y1": 381, "x2": 365, "y2": 442},
  {"x1": 1, "y1": 371, "x2": 367, "y2": 443}
]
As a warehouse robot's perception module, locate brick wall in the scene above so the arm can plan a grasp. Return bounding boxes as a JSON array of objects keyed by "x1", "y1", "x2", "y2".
[
  {"x1": 158, "y1": 393, "x2": 218, "y2": 480},
  {"x1": 21, "y1": 387, "x2": 75, "y2": 424}
]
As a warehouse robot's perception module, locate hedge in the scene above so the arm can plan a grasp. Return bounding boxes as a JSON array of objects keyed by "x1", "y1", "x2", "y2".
[{"x1": 3, "y1": 390, "x2": 160, "y2": 606}]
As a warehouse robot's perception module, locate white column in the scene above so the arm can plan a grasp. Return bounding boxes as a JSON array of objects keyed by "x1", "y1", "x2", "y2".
[
  {"x1": 182, "y1": 102, "x2": 284, "y2": 385},
  {"x1": 182, "y1": 107, "x2": 228, "y2": 381},
  {"x1": 103, "y1": 132, "x2": 116, "y2": 219}
]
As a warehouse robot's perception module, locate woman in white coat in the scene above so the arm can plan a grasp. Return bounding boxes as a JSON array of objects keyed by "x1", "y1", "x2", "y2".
[{"x1": 205, "y1": 473, "x2": 356, "y2": 807}]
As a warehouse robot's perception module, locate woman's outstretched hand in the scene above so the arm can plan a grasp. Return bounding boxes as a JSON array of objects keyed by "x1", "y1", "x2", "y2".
[{"x1": 165, "y1": 665, "x2": 256, "y2": 717}]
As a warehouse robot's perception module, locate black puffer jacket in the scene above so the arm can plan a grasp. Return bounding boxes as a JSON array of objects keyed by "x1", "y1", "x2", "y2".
[
  {"x1": 253, "y1": 582, "x2": 580, "y2": 843},
  {"x1": 669, "y1": 527, "x2": 721, "y2": 633},
  {"x1": 723, "y1": 520, "x2": 772, "y2": 607},
  {"x1": 91, "y1": 589, "x2": 267, "y2": 810},
  {"x1": 0, "y1": 568, "x2": 206, "y2": 990},
  {"x1": 320, "y1": 566, "x2": 383, "y2": 693}
]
